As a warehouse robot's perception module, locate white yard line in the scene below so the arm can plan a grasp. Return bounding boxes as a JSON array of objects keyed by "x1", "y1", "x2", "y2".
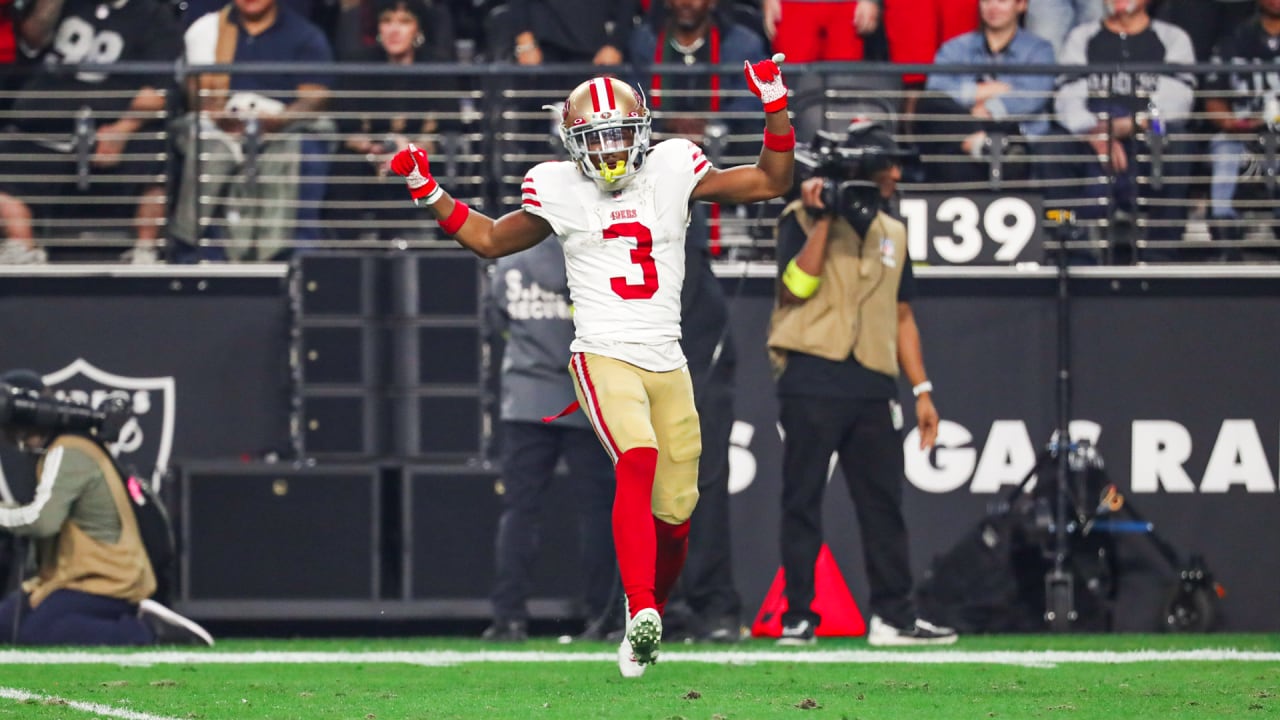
[
  {"x1": 0, "y1": 687, "x2": 184, "y2": 720},
  {"x1": 0, "y1": 648, "x2": 1279, "y2": 668}
]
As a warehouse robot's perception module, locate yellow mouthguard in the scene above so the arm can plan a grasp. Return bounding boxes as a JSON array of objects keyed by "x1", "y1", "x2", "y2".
[{"x1": 599, "y1": 159, "x2": 627, "y2": 182}]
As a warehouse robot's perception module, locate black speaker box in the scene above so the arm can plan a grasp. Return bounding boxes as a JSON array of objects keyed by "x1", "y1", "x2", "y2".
[
  {"x1": 390, "y1": 391, "x2": 485, "y2": 459},
  {"x1": 300, "y1": 391, "x2": 381, "y2": 457},
  {"x1": 295, "y1": 253, "x2": 383, "y2": 318},
  {"x1": 298, "y1": 323, "x2": 379, "y2": 386},
  {"x1": 405, "y1": 465, "x2": 578, "y2": 602},
  {"x1": 180, "y1": 463, "x2": 380, "y2": 601}
]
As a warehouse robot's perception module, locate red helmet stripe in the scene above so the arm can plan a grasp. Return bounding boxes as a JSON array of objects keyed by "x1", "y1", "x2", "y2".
[
  {"x1": 588, "y1": 81, "x2": 602, "y2": 112},
  {"x1": 603, "y1": 77, "x2": 616, "y2": 109}
]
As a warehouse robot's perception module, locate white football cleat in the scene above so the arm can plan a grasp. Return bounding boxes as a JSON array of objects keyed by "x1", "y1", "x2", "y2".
[
  {"x1": 617, "y1": 637, "x2": 647, "y2": 678},
  {"x1": 626, "y1": 607, "x2": 662, "y2": 666}
]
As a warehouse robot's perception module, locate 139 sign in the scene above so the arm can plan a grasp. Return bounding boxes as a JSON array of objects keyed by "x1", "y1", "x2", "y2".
[{"x1": 900, "y1": 193, "x2": 1044, "y2": 265}]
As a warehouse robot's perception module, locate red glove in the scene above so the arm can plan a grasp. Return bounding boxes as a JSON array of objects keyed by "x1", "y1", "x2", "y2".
[
  {"x1": 744, "y1": 53, "x2": 789, "y2": 113},
  {"x1": 388, "y1": 143, "x2": 441, "y2": 204}
]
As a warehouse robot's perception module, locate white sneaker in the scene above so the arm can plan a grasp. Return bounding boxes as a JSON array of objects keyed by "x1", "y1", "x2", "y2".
[
  {"x1": 138, "y1": 598, "x2": 215, "y2": 647},
  {"x1": 122, "y1": 245, "x2": 160, "y2": 265},
  {"x1": 866, "y1": 615, "x2": 957, "y2": 647},
  {"x1": 0, "y1": 240, "x2": 47, "y2": 264},
  {"x1": 625, "y1": 607, "x2": 662, "y2": 666},
  {"x1": 617, "y1": 637, "x2": 646, "y2": 678},
  {"x1": 776, "y1": 618, "x2": 817, "y2": 646}
]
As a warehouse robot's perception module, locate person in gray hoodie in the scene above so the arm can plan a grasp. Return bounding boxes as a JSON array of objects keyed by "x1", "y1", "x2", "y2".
[{"x1": 480, "y1": 238, "x2": 617, "y2": 642}]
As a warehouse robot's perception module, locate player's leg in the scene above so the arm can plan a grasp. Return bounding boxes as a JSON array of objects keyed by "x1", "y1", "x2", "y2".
[
  {"x1": 569, "y1": 352, "x2": 659, "y2": 616},
  {"x1": 569, "y1": 353, "x2": 665, "y2": 672},
  {"x1": 645, "y1": 365, "x2": 701, "y2": 617}
]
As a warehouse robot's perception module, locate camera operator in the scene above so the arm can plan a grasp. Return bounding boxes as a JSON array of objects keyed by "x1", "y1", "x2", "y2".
[
  {"x1": 767, "y1": 120, "x2": 956, "y2": 647},
  {"x1": 0, "y1": 369, "x2": 212, "y2": 646}
]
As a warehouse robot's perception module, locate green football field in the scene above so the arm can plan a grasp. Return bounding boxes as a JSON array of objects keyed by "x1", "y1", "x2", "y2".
[{"x1": 1, "y1": 634, "x2": 1278, "y2": 720}]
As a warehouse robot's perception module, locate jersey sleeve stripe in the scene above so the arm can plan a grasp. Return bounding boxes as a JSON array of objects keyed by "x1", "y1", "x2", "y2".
[
  {"x1": 694, "y1": 159, "x2": 709, "y2": 174},
  {"x1": 522, "y1": 198, "x2": 543, "y2": 207},
  {"x1": 521, "y1": 186, "x2": 537, "y2": 195}
]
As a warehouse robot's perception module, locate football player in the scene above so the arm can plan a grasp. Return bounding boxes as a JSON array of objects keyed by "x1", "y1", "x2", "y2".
[{"x1": 390, "y1": 56, "x2": 794, "y2": 677}]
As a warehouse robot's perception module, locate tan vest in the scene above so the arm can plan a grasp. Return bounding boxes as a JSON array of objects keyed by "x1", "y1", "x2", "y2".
[
  {"x1": 194, "y1": 6, "x2": 239, "y2": 112},
  {"x1": 767, "y1": 200, "x2": 908, "y2": 378},
  {"x1": 24, "y1": 436, "x2": 156, "y2": 608}
]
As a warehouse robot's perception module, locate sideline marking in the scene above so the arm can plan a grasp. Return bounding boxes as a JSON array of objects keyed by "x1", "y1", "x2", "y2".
[
  {"x1": 2, "y1": 648, "x2": 1280, "y2": 669},
  {"x1": 0, "y1": 687, "x2": 184, "y2": 720}
]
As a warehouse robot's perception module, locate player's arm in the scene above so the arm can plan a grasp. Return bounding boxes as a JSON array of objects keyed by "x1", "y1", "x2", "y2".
[
  {"x1": 389, "y1": 144, "x2": 551, "y2": 258},
  {"x1": 691, "y1": 54, "x2": 795, "y2": 205}
]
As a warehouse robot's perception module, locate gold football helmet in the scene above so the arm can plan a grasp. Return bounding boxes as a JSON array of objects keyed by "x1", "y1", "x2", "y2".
[{"x1": 559, "y1": 76, "x2": 652, "y2": 190}]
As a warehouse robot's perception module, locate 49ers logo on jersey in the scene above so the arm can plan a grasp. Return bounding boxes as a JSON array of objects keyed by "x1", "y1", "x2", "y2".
[{"x1": 610, "y1": 209, "x2": 638, "y2": 221}]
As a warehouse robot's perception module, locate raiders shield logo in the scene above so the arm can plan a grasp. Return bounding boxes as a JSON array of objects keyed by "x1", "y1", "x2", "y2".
[{"x1": 39, "y1": 359, "x2": 176, "y2": 490}]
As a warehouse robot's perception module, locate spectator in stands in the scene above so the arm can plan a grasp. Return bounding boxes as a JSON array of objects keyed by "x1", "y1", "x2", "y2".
[
  {"x1": 1042, "y1": 0, "x2": 1196, "y2": 261},
  {"x1": 171, "y1": 0, "x2": 335, "y2": 262},
  {"x1": 884, "y1": 0, "x2": 978, "y2": 86},
  {"x1": 481, "y1": 239, "x2": 617, "y2": 643},
  {"x1": 1203, "y1": 0, "x2": 1280, "y2": 250},
  {"x1": 761, "y1": 0, "x2": 881, "y2": 62},
  {"x1": 508, "y1": 0, "x2": 632, "y2": 65},
  {"x1": 325, "y1": 0, "x2": 457, "y2": 241},
  {"x1": 1025, "y1": 0, "x2": 1104, "y2": 58},
  {"x1": 0, "y1": 0, "x2": 180, "y2": 265},
  {"x1": 0, "y1": 369, "x2": 213, "y2": 646},
  {"x1": 629, "y1": 0, "x2": 763, "y2": 146},
  {"x1": 0, "y1": 0, "x2": 21, "y2": 110},
  {"x1": 333, "y1": 0, "x2": 455, "y2": 60},
  {"x1": 919, "y1": 0, "x2": 1055, "y2": 185},
  {"x1": 1157, "y1": 0, "x2": 1256, "y2": 62}
]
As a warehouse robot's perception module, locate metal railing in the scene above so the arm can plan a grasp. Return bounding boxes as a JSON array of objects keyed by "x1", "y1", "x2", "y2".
[{"x1": 0, "y1": 61, "x2": 1276, "y2": 263}]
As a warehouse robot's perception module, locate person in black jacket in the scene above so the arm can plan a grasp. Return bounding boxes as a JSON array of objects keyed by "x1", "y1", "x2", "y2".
[{"x1": 325, "y1": 0, "x2": 458, "y2": 240}]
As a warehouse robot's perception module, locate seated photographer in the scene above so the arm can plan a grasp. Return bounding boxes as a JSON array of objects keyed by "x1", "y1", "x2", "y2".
[
  {"x1": 767, "y1": 120, "x2": 955, "y2": 647},
  {"x1": 0, "y1": 370, "x2": 212, "y2": 646}
]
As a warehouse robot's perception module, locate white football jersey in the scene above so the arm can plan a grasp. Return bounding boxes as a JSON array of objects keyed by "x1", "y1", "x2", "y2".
[{"x1": 521, "y1": 139, "x2": 712, "y2": 372}]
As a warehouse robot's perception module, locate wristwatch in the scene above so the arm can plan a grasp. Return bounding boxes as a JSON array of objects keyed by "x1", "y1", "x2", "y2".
[{"x1": 912, "y1": 380, "x2": 933, "y2": 398}]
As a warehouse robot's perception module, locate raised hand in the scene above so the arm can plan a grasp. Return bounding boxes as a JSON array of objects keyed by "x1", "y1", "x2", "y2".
[
  {"x1": 744, "y1": 53, "x2": 789, "y2": 113},
  {"x1": 388, "y1": 143, "x2": 441, "y2": 205}
]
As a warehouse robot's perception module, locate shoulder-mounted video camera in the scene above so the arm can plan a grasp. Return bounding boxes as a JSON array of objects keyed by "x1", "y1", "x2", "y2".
[
  {"x1": 795, "y1": 120, "x2": 915, "y2": 236},
  {"x1": 0, "y1": 380, "x2": 131, "y2": 444}
]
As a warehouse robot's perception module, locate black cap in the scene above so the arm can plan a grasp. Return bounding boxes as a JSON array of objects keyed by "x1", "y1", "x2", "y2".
[
  {"x1": 373, "y1": 0, "x2": 432, "y2": 23},
  {"x1": 844, "y1": 117, "x2": 902, "y2": 157},
  {"x1": 0, "y1": 368, "x2": 44, "y2": 392}
]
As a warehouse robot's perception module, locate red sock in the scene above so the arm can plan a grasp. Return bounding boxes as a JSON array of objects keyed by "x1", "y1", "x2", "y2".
[
  {"x1": 613, "y1": 447, "x2": 658, "y2": 617},
  {"x1": 653, "y1": 518, "x2": 690, "y2": 616}
]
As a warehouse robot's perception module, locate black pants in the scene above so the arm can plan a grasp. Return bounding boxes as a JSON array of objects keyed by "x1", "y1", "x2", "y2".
[
  {"x1": 778, "y1": 395, "x2": 915, "y2": 628},
  {"x1": 914, "y1": 95, "x2": 1028, "y2": 185},
  {"x1": 677, "y1": 359, "x2": 742, "y2": 625},
  {"x1": 491, "y1": 420, "x2": 615, "y2": 622},
  {"x1": 1037, "y1": 124, "x2": 1193, "y2": 260},
  {"x1": 0, "y1": 589, "x2": 151, "y2": 646}
]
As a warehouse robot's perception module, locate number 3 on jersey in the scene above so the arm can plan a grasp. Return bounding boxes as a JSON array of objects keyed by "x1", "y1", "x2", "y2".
[{"x1": 606, "y1": 221, "x2": 658, "y2": 300}]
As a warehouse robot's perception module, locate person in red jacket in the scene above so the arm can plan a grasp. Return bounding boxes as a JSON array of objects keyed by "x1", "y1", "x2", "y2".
[{"x1": 885, "y1": 0, "x2": 978, "y2": 85}]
